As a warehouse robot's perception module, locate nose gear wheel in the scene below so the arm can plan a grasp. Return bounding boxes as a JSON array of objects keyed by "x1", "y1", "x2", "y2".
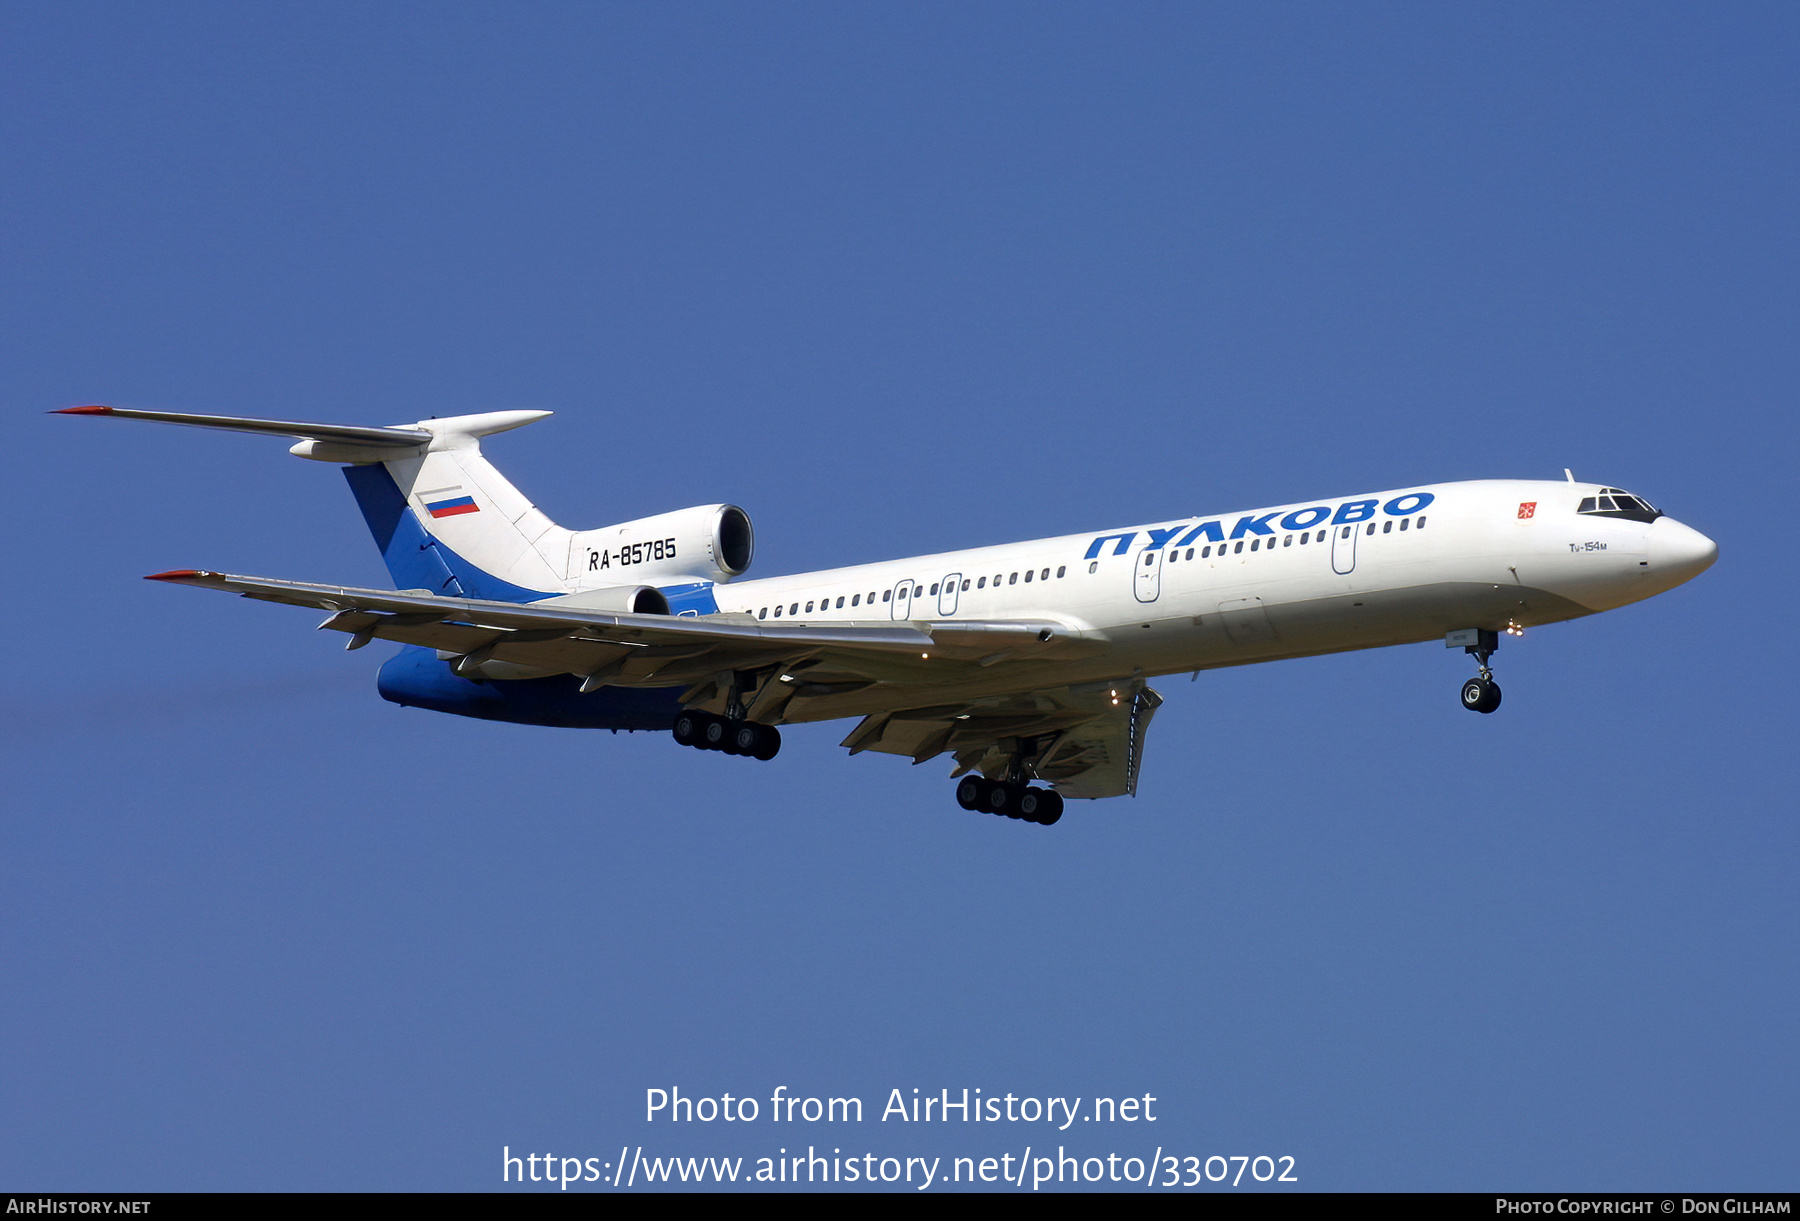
[
  {"x1": 1451, "y1": 628, "x2": 1505, "y2": 714},
  {"x1": 1460, "y1": 676, "x2": 1502, "y2": 714}
]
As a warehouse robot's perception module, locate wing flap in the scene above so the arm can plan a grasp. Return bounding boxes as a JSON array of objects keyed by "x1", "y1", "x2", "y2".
[{"x1": 837, "y1": 681, "x2": 1164, "y2": 799}]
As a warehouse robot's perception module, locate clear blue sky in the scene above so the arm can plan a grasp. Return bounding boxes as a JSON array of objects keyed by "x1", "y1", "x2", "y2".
[{"x1": 3, "y1": 1, "x2": 1794, "y2": 1191}]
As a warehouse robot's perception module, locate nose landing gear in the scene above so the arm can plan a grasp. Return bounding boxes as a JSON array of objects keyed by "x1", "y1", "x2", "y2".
[
  {"x1": 1460, "y1": 675, "x2": 1502, "y2": 714},
  {"x1": 1447, "y1": 628, "x2": 1503, "y2": 714}
]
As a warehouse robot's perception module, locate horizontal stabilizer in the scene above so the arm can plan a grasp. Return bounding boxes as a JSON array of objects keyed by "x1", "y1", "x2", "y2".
[{"x1": 54, "y1": 405, "x2": 431, "y2": 448}]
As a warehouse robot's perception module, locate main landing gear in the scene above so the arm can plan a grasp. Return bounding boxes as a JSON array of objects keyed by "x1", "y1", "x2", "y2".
[
  {"x1": 1449, "y1": 628, "x2": 1503, "y2": 714},
  {"x1": 954, "y1": 776, "x2": 1064, "y2": 826},
  {"x1": 672, "y1": 709, "x2": 781, "y2": 761}
]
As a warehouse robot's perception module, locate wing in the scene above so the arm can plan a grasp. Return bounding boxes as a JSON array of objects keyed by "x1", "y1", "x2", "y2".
[
  {"x1": 149, "y1": 568, "x2": 1153, "y2": 797},
  {"x1": 838, "y1": 681, "x2": 1164, "y2": 799},
  {"x1": 145, "y1": 567, "x2": 1109, "y2": 713}
]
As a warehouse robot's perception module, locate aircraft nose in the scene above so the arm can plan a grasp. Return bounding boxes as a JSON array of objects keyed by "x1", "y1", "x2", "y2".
[{"x1": 1645, "y1": 517, "x2": 1718, "y2": 587}]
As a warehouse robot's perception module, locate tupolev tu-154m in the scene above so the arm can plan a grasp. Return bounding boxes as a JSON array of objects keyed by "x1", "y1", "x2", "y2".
[{"x1": 57, "y1": 405, "x2": 1717, "y2": 826}]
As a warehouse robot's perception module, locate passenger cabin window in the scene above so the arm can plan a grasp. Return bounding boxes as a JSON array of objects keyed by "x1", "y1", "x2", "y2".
[
  {"x1": 977, "y1": 576, "x2": 986, "y2": 588},
  {"x1": 1008, "y1": 573, "x2": 1017, "y2": 584},
  {"x1": 759, "y1": 608, "x2": 767, "y2": 619},
  {"x1": 1577, "y1": 488, "x2": 1661, "y2": 524},
  {"x1": 836, "y1": 596, "x2": 845, "y2": 608},
  {"x1": 882, "y1": 590, "x2": 891, "y2": 602},
  {"x1": 851, "y1": 594, "x2": 860, "y2": 606}
]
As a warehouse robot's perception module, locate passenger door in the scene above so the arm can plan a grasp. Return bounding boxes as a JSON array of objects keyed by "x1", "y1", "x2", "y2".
[
  {"x1": 1331, "y1": 523, "x2": 1358, "y2": 575},
  {"x1": 937, "y1": 573, "x2": 961, "y2": 616},
  {"x1": 1134, "y1": 547, "x2": 1163, "y2": 603}
]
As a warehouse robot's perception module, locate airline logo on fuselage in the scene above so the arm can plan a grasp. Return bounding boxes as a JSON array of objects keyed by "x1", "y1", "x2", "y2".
[{"x1": 1084, "y1": 492, "x2": 1436, "y2": 559}]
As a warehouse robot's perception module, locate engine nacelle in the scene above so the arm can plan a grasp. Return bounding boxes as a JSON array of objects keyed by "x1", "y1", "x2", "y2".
[
  {"x1": 566, "y1": 504, "x2": 753, "y2": 586},
  {"x1": 534, "y1": 583, "x2": 670, "y2": 615}
]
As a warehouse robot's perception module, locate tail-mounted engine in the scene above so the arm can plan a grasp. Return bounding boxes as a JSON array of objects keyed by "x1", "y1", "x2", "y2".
[
  {"x1": 542, "y1": 583, "x2": 671, "y2": 615},
  {"x1": 566, "y1": 504, "x2": 754, "y2": 586}
]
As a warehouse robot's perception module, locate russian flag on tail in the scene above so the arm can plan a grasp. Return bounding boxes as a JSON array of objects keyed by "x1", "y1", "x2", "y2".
[{"x1": 424, "y1": 492, "x2": 480, "y2": 518}]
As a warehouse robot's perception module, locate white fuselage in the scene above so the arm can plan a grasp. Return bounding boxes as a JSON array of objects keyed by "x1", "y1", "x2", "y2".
[{"x1": 706, "y1": 479, "x2": 1715, "y2": 725}]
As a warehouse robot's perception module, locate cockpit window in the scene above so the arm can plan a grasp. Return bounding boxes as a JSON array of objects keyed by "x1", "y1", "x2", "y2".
[{"x1": 1578, "y1": 487, "x2": 1662, "y2": 524}]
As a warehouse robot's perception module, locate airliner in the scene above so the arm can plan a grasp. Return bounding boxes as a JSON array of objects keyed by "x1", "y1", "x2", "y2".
[{"x1": 58, "y1": 405, "x2": 1717, "y2": 826}]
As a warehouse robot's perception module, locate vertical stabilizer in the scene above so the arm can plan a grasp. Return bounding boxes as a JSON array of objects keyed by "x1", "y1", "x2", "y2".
[{"x1": 340, "y1": 411, "x2": 573, "y2": 602}]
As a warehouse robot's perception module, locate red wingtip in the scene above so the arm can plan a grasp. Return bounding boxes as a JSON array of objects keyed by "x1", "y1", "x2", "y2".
[
  {"x1": 53, "y1": 405, "x2": 114, "y2": 415},
  {"x1": 144, "y1": 569, "x2": 204, "y2": 582}
]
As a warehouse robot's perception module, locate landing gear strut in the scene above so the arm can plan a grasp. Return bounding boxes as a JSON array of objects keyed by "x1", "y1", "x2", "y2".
[
  {"x1": 952, "y1": 737, "x2": 1065, "y2": 826},
  {"x1": 672, "y1": 670, "x2": 783, "y2": 761},
  {"x1": 1448, "y1": 628, "x2": 1503, "y2": 714}
]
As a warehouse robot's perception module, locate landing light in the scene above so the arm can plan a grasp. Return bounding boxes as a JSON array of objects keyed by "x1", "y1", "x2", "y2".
[{"x1": 1505, "y1": 623, "x2": 1525, "y2": 637}]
